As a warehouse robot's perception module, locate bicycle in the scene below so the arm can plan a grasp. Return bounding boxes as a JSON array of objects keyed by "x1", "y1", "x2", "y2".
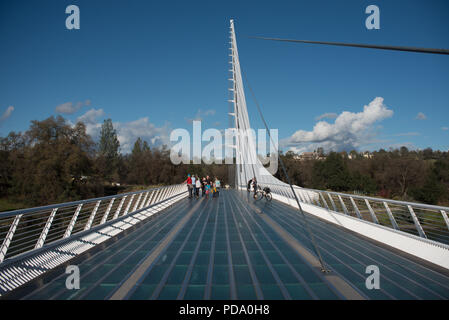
[{"x1": 254, "y1": 186, "x2": 272, "y2": 201}]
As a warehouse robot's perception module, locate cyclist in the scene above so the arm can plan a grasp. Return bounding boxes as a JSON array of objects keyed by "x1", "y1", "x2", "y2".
[{"x1": 252, "y1": 177, "x2": 258, "y2": 198}]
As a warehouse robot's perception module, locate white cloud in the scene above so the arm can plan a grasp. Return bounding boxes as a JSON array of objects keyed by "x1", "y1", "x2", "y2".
[
  {"x1": 315, "y1": 112, "x2": 338, "y2": 121},
  {"x1": 55, "y1": 100, "x2": 91, "y2": 114},
  {"x1": 415, "y1": 112, "x2": 427, "y2": 120},
  {"x1": 185, "y1": 108, "x2": 216, "y2": 123},
  {"x1": 76, "y1": 109, "x2": 105, "y2": 138},
  {"x1": 114, "y1": 118, "x2": 171, "y2": 153},
  {"x1": 0, "y1": 106, "x2": 14, "y2": 122},
  {"x1": 70, "y1": 109, "x2": 171, "y2": 154},
  {"x1": 285, "y1": 97, "x2": 393, "y2": 152},
  {"x1": 77, "y1": 108, "x2": 105, "y2": 124}
]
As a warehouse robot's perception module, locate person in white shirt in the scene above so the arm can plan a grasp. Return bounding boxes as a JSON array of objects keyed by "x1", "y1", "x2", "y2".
[
  {"x1": 214, "y1": 177, "x2": 221, "y2": 197},
  {"x1": 195, "y1": 177, "x2": 201, "y2": 198}
]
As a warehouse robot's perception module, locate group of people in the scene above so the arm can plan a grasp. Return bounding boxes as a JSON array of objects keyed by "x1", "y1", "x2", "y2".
[{"x1": 186, "y1": 174, "x2": 221, "y2": 199}]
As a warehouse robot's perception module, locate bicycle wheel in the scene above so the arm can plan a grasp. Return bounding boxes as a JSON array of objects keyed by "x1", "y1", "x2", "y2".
[
  {"x1": 254, "y1": 191, "x2": 263, "y2": 200},
  {"x1": 265, "y1": 193, "x2": 272, "y2": 201}
]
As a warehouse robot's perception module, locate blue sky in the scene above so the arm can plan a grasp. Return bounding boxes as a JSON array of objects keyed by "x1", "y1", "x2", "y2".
[{"x1": 1, "y1": 0, "x2": 448, "y2": 153}]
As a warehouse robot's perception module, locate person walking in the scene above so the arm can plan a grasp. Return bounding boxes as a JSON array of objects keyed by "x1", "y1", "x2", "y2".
[
  {"x1": 201, "y1": 177, "x2": 206, "y2": 197},
  {"x1": 247, "y1": 179, "x2": 252, "y2": 192},
  {"x1": 205, "y1": 182, "x2": 211, "y2": 199},
  {"x1": 214, "y1": 177, "x2": 221, "y2": 197},
  {"x1": 191, "y1": 175, "x2": 197, "y2": 199},
  {"x1": 195, "y1": 176, "x2": 201, "y2": 198},
  {"x1": 186, "y1": 174, "x2": 193, "y2": 198}
]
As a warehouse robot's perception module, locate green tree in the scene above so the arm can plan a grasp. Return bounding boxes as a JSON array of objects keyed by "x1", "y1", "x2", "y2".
[
  {"x1": 127, "y1": 137, "x2": 145, "y2": 185},
  {"x1": 98, "y1": 119, "x2": 120, "y2": 182},
  {"x1": 9, "y1": 116, "x2": 99, "y2": 205},
  {"x1": 312, "y1": 152, "x2": 352, "y2": 191}
]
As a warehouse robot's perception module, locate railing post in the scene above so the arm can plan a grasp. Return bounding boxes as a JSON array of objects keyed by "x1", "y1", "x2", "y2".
[
  {"x1": 149, "y1": 189, "x2": 158, "y2": 205},
  {"x1": 151, "y1": 190, "x2": 161, "y2": 205},
  {"x1": 407, "y1": 205, "x2": 427, "y2": 238},
  {"x1": 350, "y1": 197, "x2": 363, "y2": 219},
  {"x1": 139, "y1": 192, "x2": 149, "y2": 209},
  {"x1": 35, "y1": 208, "x2": 58, "y2": 249},
  {"x1": 64, "y1": 204, "x2": 83, "y2": 238},
  {"x1": 327, "y1": 193, "x2": 337, "y2": 211},
  {"x1": 285, "y1": 188, "x2": 292, "y2": 199},
  {"x1": 167, "y1": 187, "x2": 173, "y2": 198},
  {"x1": 132, "y1": 193, "x2": 143, "y2": 212},
  {"x1": 364, "y1": 199, "x2": 379, "y2": 224},
  {"x1": 300, "y1": 190, "x2": 308, "y2": 203},
  {"x1": 313, "y1": 192, "x2": 321, "y2": 206},
  {"x1": 123, "y1": 194, "x2": 136, "y2": 216},
  {"x1": 441, "y1": 210, "x2": 449, "y2": 232},
  {"x1": 145, "y1": 191, "x2": 156, "y2": 206},
  {"x1": 84, "y1": 200, "x2": 101, "y2": 231},
  {"x1": 160, "y1": 187, "x2": 169, "y2": 202},
  {"x1": 176, "y1": 184, "x2": 181, "y2": 193},
  {"x1": 383, "y1": 202, "x2": 400, "y2": 230},
  {"x1": 164, "y1": 187, "x2": 171, "y2": 200},
  {"x1": 166, "y1": 186, "x2": 172, "y2": 199},
  {"x1": 294, "y1": 189, "x2": 304, "y2": 203},
  {"x1": 113, "y1": 196, "x2": 127, "y2": 220},
  {"x1": 319, "y1": 192, "x2": 330, "y2": 210},
  {"x1": 101, "y1": 198, "x2": 115, "y2": 224},
  {"x1": 305, "y1": 192, "x2": 313, "y2": 204},
  {"x1": 338, "y1": 195, "x2": 349, "y2": 215},
  {"x1": 0, "y1": 214, "x2": 22, "y2": 263}
]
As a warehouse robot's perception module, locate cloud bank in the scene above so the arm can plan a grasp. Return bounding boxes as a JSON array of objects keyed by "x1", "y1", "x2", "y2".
[{"x1": 285, "y1": 97, "x2": 393, "y2": 153}]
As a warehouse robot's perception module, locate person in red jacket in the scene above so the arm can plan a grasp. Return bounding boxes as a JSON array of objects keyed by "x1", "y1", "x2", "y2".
[{"x1": 186, "y1": 174, "x2": 193, "y2": 198}]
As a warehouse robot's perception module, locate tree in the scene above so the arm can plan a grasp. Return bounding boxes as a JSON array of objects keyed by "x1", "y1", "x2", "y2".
[
  {"x1": 8, "y1": 116, "x2": 99, "y2": 205},
  {"x1": 410, "y1": 172, "x2": 445, "y2": 204},
  {"x1": 387, "y1": 157, "x2": 423, "y2": 199},
  {"x1": 312, "y1": 152, "x2": 352, "y2": 191},
  {"x1": 98, "y1": 119, "x2": 120, "y2": 182},
  {"x1": 128, "y1": 137, "x2": 146, "y2": 185}
]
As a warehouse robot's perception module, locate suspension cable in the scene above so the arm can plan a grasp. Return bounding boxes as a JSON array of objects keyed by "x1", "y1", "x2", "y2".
[
  {"x1": 249, "y1": 36, "x2": 449, "y2": 55},
  {"x1": 241, "y1": 68, "x2": 330, "y2": 273}
]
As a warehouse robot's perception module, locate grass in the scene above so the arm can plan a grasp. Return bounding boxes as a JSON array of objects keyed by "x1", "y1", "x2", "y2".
[{"x1": 0, "y1": 198, "x2": 27, "y2": 213}]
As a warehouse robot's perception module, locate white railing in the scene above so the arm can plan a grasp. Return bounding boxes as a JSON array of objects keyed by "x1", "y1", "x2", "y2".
[
  {"x1": 242, "y1": 183, "x2": 449, "y2": 245},
  {"x1": 0, "y1": 184, "x2": 187, "y2": 264}
]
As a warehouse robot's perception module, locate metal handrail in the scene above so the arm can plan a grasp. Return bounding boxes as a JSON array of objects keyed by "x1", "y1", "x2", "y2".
[
  {"x1": 248, "y1": 181, "x2": 449, "y2": 212},
  {"x1": 0, "y1": 184, "x2": 187, "y2": 264},
  {"x1": 0, "y1": 185, "x2": 173, "y2": 219},
  {"x1": 242, "y1": 182, "x2": 449, "y2": 245}
]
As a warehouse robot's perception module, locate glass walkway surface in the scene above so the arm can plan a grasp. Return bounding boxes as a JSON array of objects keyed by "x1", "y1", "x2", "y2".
[{"x1": 19, "y1": 190, "x2": 449, "y2": 300}]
